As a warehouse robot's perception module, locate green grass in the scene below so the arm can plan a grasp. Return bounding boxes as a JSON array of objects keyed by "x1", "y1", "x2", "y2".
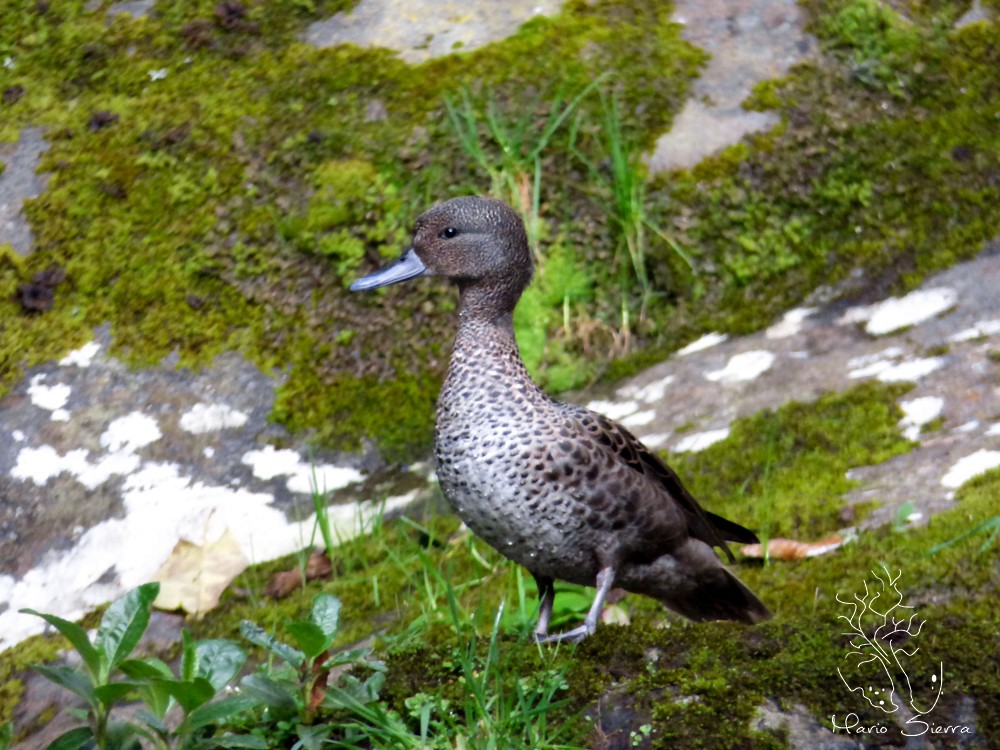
[{"x1": 570, "y1": 92, "x2": 694, "y2": 330}]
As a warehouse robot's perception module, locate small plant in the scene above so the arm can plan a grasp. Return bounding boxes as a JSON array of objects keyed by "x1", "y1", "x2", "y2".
[
  {"x1": 21, "y1": 583, "x2": 259, "y2": 750},
  {"x1": 331, "y1": 580, "x2": 574, "y2": 750},
  {"x1": 630, "y1": 723, "x2": 652, "y2": 746},
  {"x1": 238, "y1": 592, "x2": 386, "y2": 743},
  {"x1": 444, "y1": 80, "x2": 603, "y2": 263},
  {"x1": 570, "y1": 92, "x2": 692, "y2": 326}
]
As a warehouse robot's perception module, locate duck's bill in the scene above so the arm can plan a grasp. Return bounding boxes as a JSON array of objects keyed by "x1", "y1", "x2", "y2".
[{"x1": 349, "y1": 248, "x2": 428, "y2": 291}]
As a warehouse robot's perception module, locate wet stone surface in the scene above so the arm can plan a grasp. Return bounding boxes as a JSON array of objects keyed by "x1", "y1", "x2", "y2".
[
  {"x1": 304, "y1": 0, "x2": 564, "y2": 63},
  {"x1": 0, "y1": 326, "x2": 423, "y2": 650},
  {"x1": 648, "y1": 0, "x2": 816, "y2": 172},
  {"x1": 0, "y1": 128, "x2": 50, "y2": 255}
]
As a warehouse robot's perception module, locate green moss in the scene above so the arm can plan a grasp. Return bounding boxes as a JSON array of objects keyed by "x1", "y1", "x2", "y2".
[
  {"x1": 611, "y1": 6, "x2": 1000, "y2": 381},
  {"x1": 922, "y1": 415, "x2": 946, "y2": 433},
  {"x1": 673, "y1": 381, "x2": 913, "y2": 540},
  {"x1": 0, "y1": 0, "x2": 706, "y2": 460},
  {"x1": 0, "y1": 632, "x2": 63, "y2": 724}
]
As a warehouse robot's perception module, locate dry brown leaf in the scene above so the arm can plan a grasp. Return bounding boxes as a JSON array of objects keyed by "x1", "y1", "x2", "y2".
[
  {"x1": 740, "y1": 535, "x2": 844, "y2": 560},
  {"x1": 153, "y1": 529, "x2": 249, "y2": 615},
  {"x1": 263, "y1": 549, "x2": 333, "y2": 599}
]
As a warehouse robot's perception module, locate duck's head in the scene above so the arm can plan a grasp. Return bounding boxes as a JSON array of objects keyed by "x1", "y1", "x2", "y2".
[{"x1": 350, "y1": 196, "x2": 533, "y2": 313}]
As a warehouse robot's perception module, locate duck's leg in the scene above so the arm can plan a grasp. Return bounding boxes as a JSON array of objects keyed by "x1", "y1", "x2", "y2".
[
  {"x1": 532, "y1": 574, "x2": 556, "y2": 638},
  {"x1": 536, "y1": 566, "x2": 616, "y2": 644}
]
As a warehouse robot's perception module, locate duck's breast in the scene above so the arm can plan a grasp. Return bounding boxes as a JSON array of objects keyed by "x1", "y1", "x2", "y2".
[{"x1": 434, "y1": 391, "x2": 599, "y2": 583}]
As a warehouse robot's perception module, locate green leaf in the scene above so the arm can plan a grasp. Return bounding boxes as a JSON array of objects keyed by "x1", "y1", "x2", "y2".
[
  {"x1": 18, "y1": 610, "x2": 101, "y2": 679},
  {"x1": 293, "y1": 724, "x2": 332, "y2": 750},
  {"x1": 238, "y1": 621, "x2": 304, "y2": 668},
  {"x1": 136, "y1": 680, "x2": 174, "y2": 720},
  {"x1": 96, "y1": 583, "x2": 159, "y2": 675},
  {"x1": 285, "y1": 621, "x2": 328, "y2": 660},
  {"x1": 184, "y1": 696, "x2": 257, "y2": 732},
  {"x1": 0, "y1": 721, "x2": 13, "y2": 750},
  {"x1": 34, "y1": 665, "x2": 96, "y2": 705},
  {"x1": 182, "y1": 629, "x2": 197, "y2": 682},
  {"x1": 94, "y1": 681, "x2": 142, "y2": 706},
  {"x1": 158, "y1": 677, "x2": 216, "y2": 713},
  {"x1": 44, "y1": 727, "x2": 93, "y2": 750},
  {"x1": 238, "y1": 674, "x2": 297, "y2": 719},
  {"x1": 119, "y1": 657, "x2": 173, "y2": 680},
  {"x1": 195, "y1": 639, "x2": 246, "y2": 692},
  {"x1": 310, "y1": 594, "x2": 341, "y2": 641}
]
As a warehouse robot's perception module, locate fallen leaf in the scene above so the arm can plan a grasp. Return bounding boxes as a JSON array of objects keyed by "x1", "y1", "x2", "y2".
[
  {"x1": 153, "y1": 529, "x2": 249, "y2": 615},
  {"x1": 600, "y1": 604, "x2": 630, "y2": 626},
  {"x1": 740, "y1": 535, "x2": 844, "y2": 560},
  {"x1": 263, "y1": 549, "x2": 333, "y2": 599}
]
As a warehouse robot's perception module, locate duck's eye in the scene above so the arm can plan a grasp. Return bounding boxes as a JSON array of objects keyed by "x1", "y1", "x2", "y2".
[{"x1": 440, "y1": 227, "x2": 459, "y2": 239}]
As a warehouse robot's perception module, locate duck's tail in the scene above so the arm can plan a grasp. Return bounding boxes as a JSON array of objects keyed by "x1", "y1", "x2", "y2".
[{"x1": 624, "y1": 541, "x2": 772, "y2": 625}]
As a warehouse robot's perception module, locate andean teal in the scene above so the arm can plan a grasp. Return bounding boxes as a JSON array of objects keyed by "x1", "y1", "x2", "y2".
[{"x1": 351, "y1": 196, "x2": 771, "y2": 642}]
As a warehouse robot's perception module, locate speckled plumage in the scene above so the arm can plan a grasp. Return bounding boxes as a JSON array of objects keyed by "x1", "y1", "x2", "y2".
[{"x1": 352, "y1": 196, "x2": 770, "y2": 640}]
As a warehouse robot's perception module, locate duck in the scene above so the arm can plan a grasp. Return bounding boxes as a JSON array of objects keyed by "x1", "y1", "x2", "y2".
[{"x1": 351, "y1": 196, "x2": 771, "y2": 642}]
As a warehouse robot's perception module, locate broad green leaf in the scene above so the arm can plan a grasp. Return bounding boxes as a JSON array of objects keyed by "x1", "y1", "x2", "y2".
[
  {"x1": 34, "y1": 665, "x2": 96, "y2": 706},
  {"x1": 96, "y1": 583, "x2": 159, "y2": 675},
  {"x1": 136, "y1": 680, "x2": 174, "y2": 720},
  {"x1": 44, "y1": 727, "x2": 93, "y2": 750},
  {"x1": 0, "y1": 721, "x2": 13, "y2": 750},
  {"x1": 94, "y1": 681, "x2": 142, "y2": 706},
  {"x1": 18, "y1": 610, "x2": 100, "y2": 679},
  {"x1": 238, "y1": 621, "x2": 304, "y2": 668},
  {"x1": 285, "y1": 621, "x2": 328, "y2": 660},
  {"x1": 158, "y1": 677, "x2": 216, "y2": 713},
  {"x1": 184, "y1": 696, "x2": 257, "y2": 732},
  {"x1": 119, "y1": 657, "x2": 173, "y2": 680},
  {"x1": 238, "y1": 674, "x2": 297, "y2": 719},
  {"x1": 195, "y1": 639, "x2": 246, "y2": 692},
  {"x1": 309, "y1": 594, "x2": 341, "y2": 641}
]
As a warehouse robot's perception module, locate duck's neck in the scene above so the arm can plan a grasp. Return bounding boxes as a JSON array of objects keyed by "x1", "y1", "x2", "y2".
[
  {"x1": 443, "y1": 283, "x2": 539, "y2": 395},
  {"x1": 453, "y1": 282, "x2": 519, "y2": 358}
]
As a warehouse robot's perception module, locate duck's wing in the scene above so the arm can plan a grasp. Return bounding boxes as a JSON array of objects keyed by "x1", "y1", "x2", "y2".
[{"x1": 565, "y1": 406, "x2": 758, "y2": 563}]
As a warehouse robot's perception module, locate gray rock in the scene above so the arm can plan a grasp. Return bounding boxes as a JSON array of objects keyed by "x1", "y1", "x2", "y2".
[
  {"x1": 648, "y1": 0, "x2": 816, "y2": 172},
  {"x1": 754, "y1": 699, "x2": 861, "y2": 750},
  {"x1": 0, "y1": 127, "x2": 50, "y2": 256},
  {"x1": 304, "y1": 0, "x2": 564, "y2": 63}
]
